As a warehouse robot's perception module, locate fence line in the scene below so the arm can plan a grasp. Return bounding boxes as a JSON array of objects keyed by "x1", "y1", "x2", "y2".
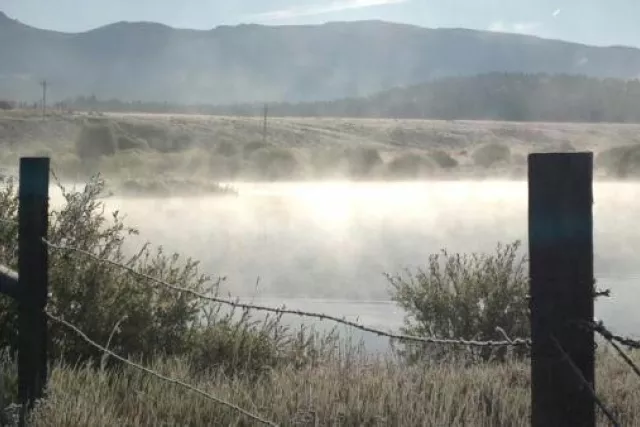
[
  {"x1": 43, "y1": 239, "x2": 531, "y2": 348},
  {"x1": 551, "y1": 336, "x2": 620, "y2": 427},
  {"x1": 45, "y1": 311, "x2": 279, "y2": 427}
]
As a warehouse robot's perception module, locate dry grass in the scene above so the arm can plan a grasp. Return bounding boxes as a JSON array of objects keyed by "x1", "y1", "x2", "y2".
[
  {"x1": 0, "y1": 347, "x2": 629, "y2": 426},
  {"x1": 3, "y1": 112, "x2": 640, "y2": 189}
]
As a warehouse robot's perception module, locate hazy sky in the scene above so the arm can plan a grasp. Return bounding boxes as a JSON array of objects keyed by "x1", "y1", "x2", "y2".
[{"x1": 2, "y1": 0, "x2": 640, "y2": 48}]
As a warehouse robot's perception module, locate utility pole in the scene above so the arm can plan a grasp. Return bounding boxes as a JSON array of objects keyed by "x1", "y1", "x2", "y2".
[
  {"x1": 262, "y1": 103, "x2": 268, "y2": 144},
  {"x1": 39, "y1": 80, "x2": 47, "y2": 120}
]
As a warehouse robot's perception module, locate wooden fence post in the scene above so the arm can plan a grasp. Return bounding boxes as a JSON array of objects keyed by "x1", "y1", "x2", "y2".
[
  {"x1": 528, "y1": 153, "x2": 595, "y2": 427},
  {"x1": 17, "y1": 157, "x2": 50, "y2": 421}
]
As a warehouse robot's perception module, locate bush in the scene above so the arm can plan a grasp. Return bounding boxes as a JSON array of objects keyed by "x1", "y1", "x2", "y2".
[
  {"x1": 250, "y1": 147, "x2": 300, "y2": 180},
  {"x1": 116, "y1": 120, "x2": 193, "y2": 153},
  {"x1": 0, "y1": 101, "x2": 14, "y2": 111},
  {"x1": 242, "y1": 140, "x2": 271, "y2": 158},
  {"x1": 597, "y1": 145, "x2": 640, "y2": 178},
  {"x1": 385, "y1": 153, "x2": 435, "y2": 179},
  {"x1": 429, "y1": 150, "x2": 458, "y2": 169},
  {"x1": 75, "y1": 122, "x2": 118, "y2": 159},
  {"x1": 0, "y1": 175, "x2": 333, "y2": 376},
  {"x1": 473, "y1": 143, "x2": 511, "y2": 168},
  {"x1": 117, "y1": 134, "x2": 149, "y2": 152},
  {"x1": 216, "y1": 141, "x2": 239, "y2": 157},
  {"x1": 385, "y1": 241, "x2": 529, "y2": 363},
  {"x1": 309, "y1": 147, "x2": 349, "y2": 178},
  {"x1": 346, "y1": 147, "x2": 383, "y2": 178}
]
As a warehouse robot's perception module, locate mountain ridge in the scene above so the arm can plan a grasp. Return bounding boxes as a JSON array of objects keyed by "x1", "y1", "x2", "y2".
[{"x1": 2, "y1": 11, "x2": 640, "y2": 104}]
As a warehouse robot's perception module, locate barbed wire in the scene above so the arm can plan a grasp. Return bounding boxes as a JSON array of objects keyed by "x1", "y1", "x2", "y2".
[
  {"x1": 43, "y1": 239, "x2": 531, "y2": 348},
  {"x1": 46, "y1": 311, "x2": 279, "y2": 427},
  {"x1": 551, "y1": 336, "x2": 620, "y2": 427},
  {"x1": 591, "y1": 321, "x2": 640, "y2": 380},
  {"x1": 591, "y1": 321, "x2": 640, "y2": 350}
]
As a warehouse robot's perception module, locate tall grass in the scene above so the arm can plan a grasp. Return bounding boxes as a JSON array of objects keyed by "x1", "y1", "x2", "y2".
[{"x1": 0, "y1": 349, "x2": 634, "y2": 425}]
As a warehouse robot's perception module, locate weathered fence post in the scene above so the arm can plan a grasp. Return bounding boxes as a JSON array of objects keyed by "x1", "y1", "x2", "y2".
[
  {"x1": 18, "y1": 157, "x2": 50, "y2": 421},
  {"x1": 528, "y1": 153, "x2": 595, "y2": 427}
]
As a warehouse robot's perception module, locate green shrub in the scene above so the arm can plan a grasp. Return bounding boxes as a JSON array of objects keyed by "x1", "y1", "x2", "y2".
[
  {"x1": 511, "y1": 153, "x2": 526, "y2": 166},
  {"x1": 0, "y1": 175, "x2": 332, "y2": 375},
  {"x1": 473, "y1": 143, "x2": 511, "y2": 168},
  {"x1": 242, "y1": 140, "x2": 271, "y2": 158},
  {"x1": 309, "y1": 147, "x2": 349, "y2": 178},
  {"x1": 116, "y1": 120, "x2": 192, "y2": 153},
  {"x1": 75, "y1": 122, "x2": 117, "y2": 160},
  {"x1": 386, "y1": 153, "x2": 435, "y2": 179},
  {"x1": 385, "y1": 241, "x2": 530, "y2": 363},
  {"x1": 346, "y1": 147, "x2": 383, "y2": 178},
  {"x1": 250, "y1": 147, "x2": 300, "y2": 180},
  {"x1": 117, "y1": 134, "x2": 149, "y2": 152},
  {"x1": 430, "y1": 150, "x2": 458, "y2": 169},
  {"x1": 216, "y1": 141, "x2": 239, "y2": 157},
  {"x1": 597, "y1": 145, "x2": 640, "y2": 178},
  {"x1": 208, "y1": 153, "x2": 242, "y2": 180}
]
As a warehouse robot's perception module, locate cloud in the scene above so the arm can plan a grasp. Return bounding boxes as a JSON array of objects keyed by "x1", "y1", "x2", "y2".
[
  {"x1": 552, "y1": 9, "x2": 561, "y2": 18},
  {"x1": 247, "y1": 0, "x2": 409, "y2": 22},
  {"x1": 489, "y1": 21, "x2": 542, "y2": 35}
]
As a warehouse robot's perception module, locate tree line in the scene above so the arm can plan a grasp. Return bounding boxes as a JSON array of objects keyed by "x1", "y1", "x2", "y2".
[{"x1": 56, "y1": 73, "x2": 640, "y2": 123}]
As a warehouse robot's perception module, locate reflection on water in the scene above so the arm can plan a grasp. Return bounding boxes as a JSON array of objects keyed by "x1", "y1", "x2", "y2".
[{"x1": 49, "y1": 180, "x2": 640, "y2": 348}]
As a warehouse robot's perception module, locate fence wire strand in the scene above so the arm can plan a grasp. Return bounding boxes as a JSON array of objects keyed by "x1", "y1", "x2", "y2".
[
  {"x1": 551, "y1": 336, "x2": 620, "y2": 427},
  {"x1": 44, "y1": 239, "x2": 531, "y2": 348},
  {"x1": 592, "y1": 321, "x2": 640, "y2": 350},
  {"x1": 46, "y1": 311, "x2": 279, "y2": 427},
  {"x1": 592, "y1": 321, "x2": 640, "y2": 380}
]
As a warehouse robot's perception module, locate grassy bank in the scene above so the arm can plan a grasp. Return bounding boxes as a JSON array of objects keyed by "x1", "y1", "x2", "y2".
[
  {"x1": 4, "y1": 112, "x2": 640, "y2": 197},
  {"x1": 0, "y1": 348, "x2": 636, "y2": 426}
]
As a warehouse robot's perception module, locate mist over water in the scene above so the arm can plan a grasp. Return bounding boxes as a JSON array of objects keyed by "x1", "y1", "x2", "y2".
[{"x1": 51, "y1": 180, "x2": 640, "y2": 350}]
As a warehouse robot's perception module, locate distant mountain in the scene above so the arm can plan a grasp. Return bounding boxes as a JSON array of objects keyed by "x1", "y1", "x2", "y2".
[{"x1": 3, "y1": 11, "x2": 640, "y2": 104}]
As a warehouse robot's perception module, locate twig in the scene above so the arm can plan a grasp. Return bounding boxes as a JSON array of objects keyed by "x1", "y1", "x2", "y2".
[
  {"x1": 46, "y1": 311, "x2": 278, "y2": 427},
  {"x1": 44, "y1": 239, "x2": 531, "y2": 348},
  {"x1": 593, "y1": 289, "x2": 611, "y2": 299},
  {"x1": 551, "y1": 336, "x2": 620, "y2": 427}
]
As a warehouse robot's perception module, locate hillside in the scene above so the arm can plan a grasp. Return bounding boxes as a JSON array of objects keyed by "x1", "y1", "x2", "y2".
[{"x1": 3, "y1": 11, "x2": 640, "y2": 104}]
